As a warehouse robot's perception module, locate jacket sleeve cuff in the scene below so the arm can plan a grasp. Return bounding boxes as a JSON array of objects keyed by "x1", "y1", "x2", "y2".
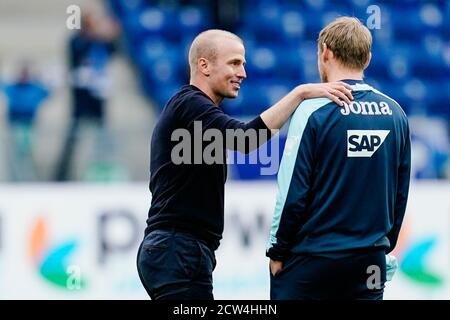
[{"x1": 266, "y1": 246, "x2": 289, "y2": 262}]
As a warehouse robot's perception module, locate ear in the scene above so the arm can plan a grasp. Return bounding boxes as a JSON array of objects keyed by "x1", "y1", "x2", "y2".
[
  {"x1": 198, "y1": 57, "x2": 211, "y2": 76},
  {"x1": 363, "y1": 52, "x2": 372, "y2": 70},
  {"x1": 319, "y1": 43, "x2": 327, "y2": 63},
  {"x1": 322, "y1": 43, "x2": 334, "y2": 62}
]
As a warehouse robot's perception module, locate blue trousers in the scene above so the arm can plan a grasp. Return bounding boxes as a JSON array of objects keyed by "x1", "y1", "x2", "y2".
[
  {"x1": 270, "y1": 250, "x2": 386, "y2": 300},
  {"x1": 137, "y1": 229, "x2": 216, "y2": 300}
]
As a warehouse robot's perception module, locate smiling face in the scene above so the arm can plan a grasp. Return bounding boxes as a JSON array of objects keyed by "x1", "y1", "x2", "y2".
[
  {"x1": 207, "y1": 37, "x2": 247, "y2": 102},
  {"x1": 189, "y1": 30, "x2": 248, "y2": 105}
]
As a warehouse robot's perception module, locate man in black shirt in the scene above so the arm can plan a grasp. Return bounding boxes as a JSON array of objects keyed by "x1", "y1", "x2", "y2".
[{"x1": 136, "y1": 29, "x2": 353, "y2": 300}]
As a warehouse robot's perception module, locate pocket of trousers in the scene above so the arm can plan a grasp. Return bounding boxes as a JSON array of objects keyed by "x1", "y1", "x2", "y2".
[
  {"x1": 139, "y1": 233, "x2": 172, "y2": 286},
  {"x1": 138, "y1": 244, "x2": 171, "y2": 293},
  {"x1": 173, "y1": 237, "x2": 203, "y2": 279}
]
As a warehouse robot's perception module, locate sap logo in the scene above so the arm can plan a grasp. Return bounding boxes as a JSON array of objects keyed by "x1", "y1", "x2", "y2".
[
  {"x1": 347, "y1": 130, "x2": 390, "y2": 157},
  {"x1": 340, "y1": 101, "x2": 392, "y2": 116}
]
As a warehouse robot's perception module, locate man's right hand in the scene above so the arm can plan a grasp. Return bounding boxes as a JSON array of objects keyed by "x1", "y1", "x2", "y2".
[{"x1": 260, "y1": 81, "x2": 353, "y2": 131}]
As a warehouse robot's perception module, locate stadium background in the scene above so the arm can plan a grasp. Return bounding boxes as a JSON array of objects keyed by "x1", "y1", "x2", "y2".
[{"x1": 0, "y1": 0, "x2": 449, "y2": 299}]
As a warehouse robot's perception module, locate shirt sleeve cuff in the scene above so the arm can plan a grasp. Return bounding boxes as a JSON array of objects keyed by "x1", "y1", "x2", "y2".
[{"x1": 247, "y1": 115, "x2": 271, "y2": 132}]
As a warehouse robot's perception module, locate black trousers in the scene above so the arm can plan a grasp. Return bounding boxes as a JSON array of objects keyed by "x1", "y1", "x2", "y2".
[
  {"x1": 137, "y1": 229, "x2": 216, "y2": 300},
  {"x1": 270, "y1": 250, "x2": 386, "y2": 300}
]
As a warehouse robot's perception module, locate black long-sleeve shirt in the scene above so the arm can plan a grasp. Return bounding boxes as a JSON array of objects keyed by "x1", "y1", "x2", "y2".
[{"x1": 145, "y1": 85, "x2": 271, "y2": 250}]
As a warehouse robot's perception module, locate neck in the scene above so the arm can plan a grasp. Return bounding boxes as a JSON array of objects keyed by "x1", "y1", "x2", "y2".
[
  {"x1": 190, "y1": 78, "x2": 222, "y2": 105},
  {"x1": 326, "y1": 65, "x2": 364, "y2": 83}
]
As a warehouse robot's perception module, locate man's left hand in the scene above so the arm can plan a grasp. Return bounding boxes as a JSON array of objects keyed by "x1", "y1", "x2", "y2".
[{"x1": 270, "y1": 259, "x2": 283, "y2": 276}]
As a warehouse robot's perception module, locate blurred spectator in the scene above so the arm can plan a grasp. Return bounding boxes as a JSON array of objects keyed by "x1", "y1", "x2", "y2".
[
  {"x1": 179, "y1": 0, "x2": 241, "y2": 31},
  {"x1": 210, "y1": 0, "x2": 242, "y2": 32},
  {"x1": 54, "y1": 10, "x2": 120, "y2": 181},
  {"x1": 2, "y1": 63, "x2": 49, "y2": 181}
]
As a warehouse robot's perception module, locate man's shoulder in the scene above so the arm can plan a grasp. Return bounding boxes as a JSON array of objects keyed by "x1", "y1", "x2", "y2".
[
  {"x1": 299, "y1": 97, "x2": 335, "y2": 109},
  {"x1": 168, "y1": 85, "x2": 214, "y2": 110},
  {"x1": 163, "y1": 85, "x2": 217, "y2": 124},
  {"x1": 368, "y1": 87, "x2": 407, "y2": 119},
  {"x1": 353, "y1": 83, "x2": 407, "y2": 119},
  {"x1": 292, "y1": 97, "x2": 336, "y2": 121}
]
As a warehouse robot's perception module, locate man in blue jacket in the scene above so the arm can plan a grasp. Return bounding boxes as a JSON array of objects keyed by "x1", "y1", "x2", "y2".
[
  {"x1": 267, "y1": 17, "x2": 411, "y2": 300},
  {"x1": 2, "y1": 64, "x2": 49, "y2": 181}
]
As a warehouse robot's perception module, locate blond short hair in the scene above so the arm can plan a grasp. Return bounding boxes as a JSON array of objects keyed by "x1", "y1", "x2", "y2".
[{"x1": 318, "y1": 17, "x2": 372, "y2": 70}]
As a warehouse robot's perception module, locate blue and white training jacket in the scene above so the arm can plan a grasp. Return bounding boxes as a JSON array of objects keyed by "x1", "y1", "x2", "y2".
[{"x1": 266, "y1": 80, "x2": 411, "y2": 261}]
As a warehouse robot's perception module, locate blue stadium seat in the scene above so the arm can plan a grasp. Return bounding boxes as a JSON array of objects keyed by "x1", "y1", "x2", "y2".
[
  {"x1": 122, "y1": 10, "x2": 146, "y2": 43},
  {"x1": 137, "y1": 38, "x2": 187, "y2": 92},
  {"x1": 136, "y1": 36, "x2": 169, "y2": 66},
  {"x1": 223, "y1": 79, "x2": 296, "y2": 117},
  {"x1": 368, "y1": 44, "x2": 419, "y2": 81},
  {"x1": 411, "y1": 44, "x2": 447, "y2": 79},
  {"x1": 222, "y1": 96, "x2": 246, "y2": 117},
  {"x1": 137, "y1": 38, "x2": 186, "y2": 78},
  {"x1": 373, "y1": 81, "x2": 410, "y2": 114},
  {"x1": 427, "y1": 80, "x2": 450, "y2": 118},
  {"x1": 300, "y1": 5, "x2": 367, "y2": 41},
  {"x1": 151, "y1": 81, "x2": 184, "y2": 111},
  {"x1": 443, "y1": 3, "x2": 450, "y2": 39},
  {"x1": 392, "y1": 4, "x2": 445, "y2": 41},
  {"x1": 178, "y1": 6, "x2": 211, "y2": 36},
  {"x1": 244, "y1": 3, "x2": 284, "y2": 43},
  {"x1": 296, "y1": 41, "x2": 321, "y2": 83},
  {"x1": 386, "y1": 44, "x2": 415, "y2": 80},
  {"x1": 339, "y1": 0, "x2": 372, "y2": 8},
  {"x1": 399, "y1": 79, "x2": 436, "y2": 116},
  {"x1": 224, "y1": 80, "x2": 293, "y2": 116},
  {"x1": 245, "y1": 45, "x2": 279, "y2": 78},
  {"x1": 277, "y1": 45, "x2": 304, "y2": 81},
  {"x1": 138, "y1": 7, "x2": 180, "y2": 42},
  {"x1": 246, "y1": 43, "x2": 303, "y2": 82},
  {"x1": 279, "y1": 8, "x2": 305, "y2": 43},
  {"x1": 222, "y1": 83, "x2": 251, "y2": 117},
  {"x1": 235, "y1": 81, "x2": 273, "y2": 115},
  {"x1": 108, "y1": 0, "x2": 146, "y2": 19}
]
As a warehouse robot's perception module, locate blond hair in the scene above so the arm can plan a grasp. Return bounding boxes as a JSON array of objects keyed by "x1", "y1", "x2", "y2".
[{"x1": 318, "y1": 17, "x2": 372, "y2": 70}]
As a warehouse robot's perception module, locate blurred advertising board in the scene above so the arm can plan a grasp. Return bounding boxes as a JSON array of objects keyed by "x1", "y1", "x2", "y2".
[{"x1": 0, "y1": 182, "x2": 448, "y2": 299}]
